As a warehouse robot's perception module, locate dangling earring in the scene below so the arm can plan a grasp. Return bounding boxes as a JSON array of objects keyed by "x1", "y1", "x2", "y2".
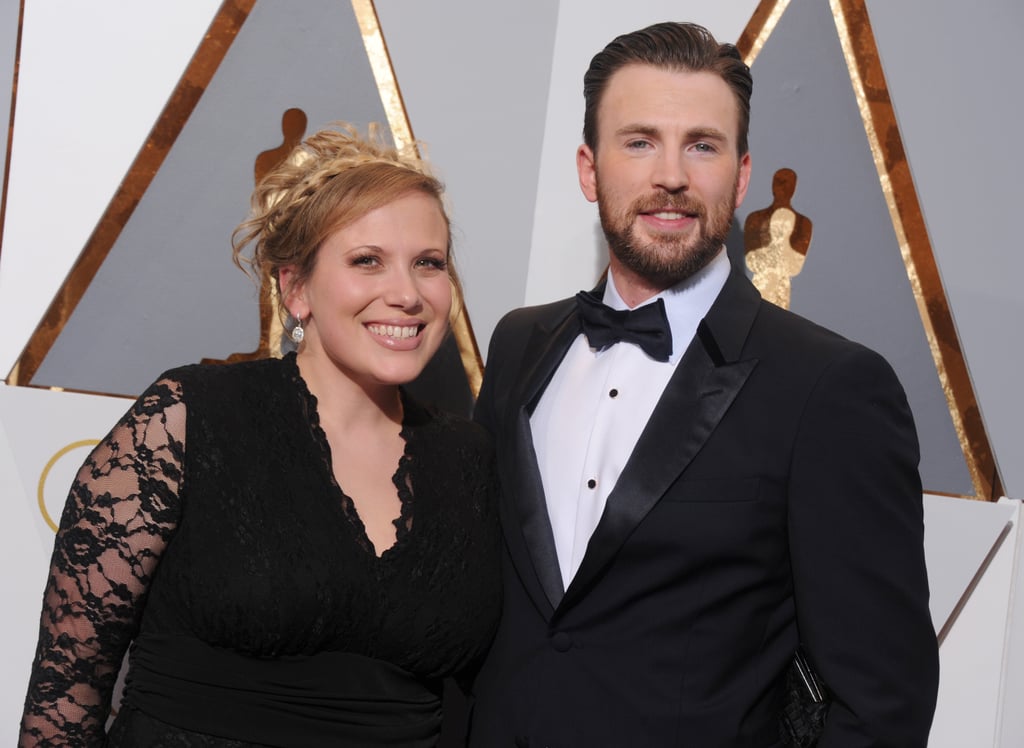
[{"x1": 290, "y1": 314, "x2": 305, "y2": 344}]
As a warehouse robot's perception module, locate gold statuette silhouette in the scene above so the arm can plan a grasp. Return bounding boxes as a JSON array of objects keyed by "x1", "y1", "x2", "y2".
[{"x1": 743, "y1": 167, "x2": 812, "y2": 309}]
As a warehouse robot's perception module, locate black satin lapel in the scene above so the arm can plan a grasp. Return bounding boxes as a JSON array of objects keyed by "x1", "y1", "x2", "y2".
[
  {"x1": 519, "y1": 311, "x2": 585, "y2": 411},
  {"x1": 502, "y1": 310, "x2": 582, "y2": 613},
  {"x1": 506, "y1": 408, "x2": 564, "y2": 612},
  {"x1": 560, "y1": 329, "x2": 758, "y2": 611}
]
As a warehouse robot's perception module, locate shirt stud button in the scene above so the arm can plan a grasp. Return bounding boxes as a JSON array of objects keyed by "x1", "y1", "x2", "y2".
[{"x1": 587, "y1": 478, "x2": 597, "y2": 489}]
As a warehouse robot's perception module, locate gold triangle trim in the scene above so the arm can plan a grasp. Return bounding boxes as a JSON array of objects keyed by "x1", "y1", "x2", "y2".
[
  {"x1": 736, "y1": 0, "x2": 1000, "y2": 500},
  {"x1": 351, "y1": 0, "x2": 483, "y2": 395},
  {"x1": 738, "y1": 0, "x2": 791, "y2": 66},
  {"x1": 0, "y1": 0, "x2": 25, "y2": 269},
  {"x1": 6, "y1": 0, "x2": 256, "y2": 387},
  {"x1": 4, "y1": 0, "x2": 483, "y2": 398}
]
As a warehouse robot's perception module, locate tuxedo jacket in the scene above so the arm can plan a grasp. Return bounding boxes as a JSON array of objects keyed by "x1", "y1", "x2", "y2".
[{"x1": 469, "y1": 271, "x2": 938, "y2": 748}]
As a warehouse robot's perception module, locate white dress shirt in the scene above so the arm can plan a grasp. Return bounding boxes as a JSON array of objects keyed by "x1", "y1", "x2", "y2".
[{"x1": 530, "y1": 248, "x2": 731, "y2": 588}]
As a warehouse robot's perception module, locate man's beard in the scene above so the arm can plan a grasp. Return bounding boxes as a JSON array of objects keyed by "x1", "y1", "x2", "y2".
[{"x1": 597, "y1": 179, "x2": 738, "y2": 288}]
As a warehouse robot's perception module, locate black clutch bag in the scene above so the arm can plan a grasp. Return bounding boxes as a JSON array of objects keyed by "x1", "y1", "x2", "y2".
[{"x1": 779, "y1": 648, "x2": 830, "y2": 747}]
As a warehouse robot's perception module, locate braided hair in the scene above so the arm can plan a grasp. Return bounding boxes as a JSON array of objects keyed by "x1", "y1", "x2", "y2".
[{"x1": 231, "y1": 123, "x2": 458, "y2": 317}]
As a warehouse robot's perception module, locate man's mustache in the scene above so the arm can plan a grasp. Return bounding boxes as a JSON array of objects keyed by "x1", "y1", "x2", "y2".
[{"x1": 630, "y1": 195, "x2": 706, "y2": 217}]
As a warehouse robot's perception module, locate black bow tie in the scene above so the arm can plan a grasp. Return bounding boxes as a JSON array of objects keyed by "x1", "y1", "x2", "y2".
[{"x1": 575, "y1": 290, "x2": 673, "y2": 362}]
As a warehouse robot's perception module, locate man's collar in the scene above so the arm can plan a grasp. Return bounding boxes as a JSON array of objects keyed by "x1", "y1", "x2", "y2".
[
  {"x1": 604, "y1": 247, "x2": 730, "y2": 310},
  {"x1": 603, "y1": 248, "x2": 731, "y2": 361}
]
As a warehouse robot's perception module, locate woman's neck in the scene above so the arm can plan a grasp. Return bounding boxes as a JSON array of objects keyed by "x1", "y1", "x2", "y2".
[{"x1": 294, "y1": 349, "x2": 403, "y2": 430}]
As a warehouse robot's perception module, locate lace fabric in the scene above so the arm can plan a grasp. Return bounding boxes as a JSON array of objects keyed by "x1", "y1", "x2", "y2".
[
  {"x1": 20, "y1": 379, "x2": 185, "y2": 746},
  {"x1": 20, "y1": 354, "x2": 501, "y2": 746}
]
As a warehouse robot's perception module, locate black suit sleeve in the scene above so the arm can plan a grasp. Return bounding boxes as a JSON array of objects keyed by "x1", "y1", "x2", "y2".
[
  {"x1": 473, "y1": 308, "x2": 526, "y2": 437},
  {"x1": 473, "y1": 327, "x2": 503, "y2": 438},
  {"x1": 788, "y1": 345, "x2": 939, "y2": 747}
]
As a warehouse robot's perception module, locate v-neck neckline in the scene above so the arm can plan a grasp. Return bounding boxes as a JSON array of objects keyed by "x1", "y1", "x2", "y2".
[{"x1": 285, "y1": 353, "x2": 417, "y2": 561}]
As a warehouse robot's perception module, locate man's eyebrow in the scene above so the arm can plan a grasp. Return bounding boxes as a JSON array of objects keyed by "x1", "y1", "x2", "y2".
[
  {"x1": 614, "y1": 123, "x2": 660, "y2": 139},
  {"x1": 686, "y1": 126, "x2": 728, "y2": 142},
  {"x1": 612, "y1": 124, "x2": 730, "y2": 142}
]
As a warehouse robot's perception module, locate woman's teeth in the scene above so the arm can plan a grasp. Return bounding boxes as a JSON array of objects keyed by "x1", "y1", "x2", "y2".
[{"x1": 368, "y1": 324, "x2": 419, "y2": 339}]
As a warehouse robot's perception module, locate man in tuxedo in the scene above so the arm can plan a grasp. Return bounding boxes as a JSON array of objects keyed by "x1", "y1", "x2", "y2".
[{"x1": 469, "y1": 21, "x2": 938, "y2": 747}]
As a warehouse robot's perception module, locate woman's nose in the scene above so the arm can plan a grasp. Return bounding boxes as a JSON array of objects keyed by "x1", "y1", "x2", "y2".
[{"x1": 383, "y1": 269, "x2": 421, "y2": 309}]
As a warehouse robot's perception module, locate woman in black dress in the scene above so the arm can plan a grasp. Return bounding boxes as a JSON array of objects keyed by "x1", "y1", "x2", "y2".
[{"x1": 19, "y1": 125, "x2": 500, "y2": 746}]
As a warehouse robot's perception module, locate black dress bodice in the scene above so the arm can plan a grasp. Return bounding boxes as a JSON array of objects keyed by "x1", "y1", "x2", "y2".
[{"x1": 20, "y1": 354, "x2": 501, "y2": 746}]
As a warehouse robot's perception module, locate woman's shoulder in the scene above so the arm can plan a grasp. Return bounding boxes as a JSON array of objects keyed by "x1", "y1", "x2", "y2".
[
  {"x1": 152, "y1": 354, "x2": 293, "y2": 397},
  {"x1": 403, "y1": 392, "x2": 493, "y2": 455},
  {"x1": 128, "y1": 356, "x2": 296, "y2": 432}
]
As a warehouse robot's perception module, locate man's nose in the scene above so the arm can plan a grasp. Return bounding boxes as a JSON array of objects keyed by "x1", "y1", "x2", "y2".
[{"x1": 651, "y1": 150, "x2": 688, "y2": 192}]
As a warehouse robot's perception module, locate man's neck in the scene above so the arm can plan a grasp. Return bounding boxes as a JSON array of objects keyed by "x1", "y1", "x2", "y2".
[
  {"x1": 606, "y1": 260, "x2": 670, "y2": 309},
  {"x1": 607, "y1": 252, "x2": 724, "y2": 309}
]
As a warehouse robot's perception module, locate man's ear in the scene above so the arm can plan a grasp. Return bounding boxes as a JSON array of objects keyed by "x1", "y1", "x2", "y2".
[
  {"x1": 577, "y1": 144, "x2": 599, "y2": 203},
  {"x1": 735, "y1": 152, "x2": 752, "y2": 209}
]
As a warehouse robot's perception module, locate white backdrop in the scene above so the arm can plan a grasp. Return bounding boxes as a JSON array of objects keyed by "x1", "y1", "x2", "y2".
[{"x1": 2, "y1": 0, "x2": 1023, "y2": 743}]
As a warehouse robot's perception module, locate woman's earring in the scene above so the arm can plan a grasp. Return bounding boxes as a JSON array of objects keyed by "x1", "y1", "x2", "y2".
[{"x1": 290, "y1": 314, "x2": 305, "y2": 344}]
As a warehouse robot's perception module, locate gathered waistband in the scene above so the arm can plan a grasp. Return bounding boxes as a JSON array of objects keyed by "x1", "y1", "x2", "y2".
[{"x1": 125, "y1": 633, "x2": 442, "y2": 747}]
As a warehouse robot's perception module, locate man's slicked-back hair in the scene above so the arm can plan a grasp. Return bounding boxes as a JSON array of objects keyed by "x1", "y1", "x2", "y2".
[{"x1": 582, "y1": 22, "x2": 752, "y2": 156}]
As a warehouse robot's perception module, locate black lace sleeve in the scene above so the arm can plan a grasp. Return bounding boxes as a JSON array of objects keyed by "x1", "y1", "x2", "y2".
[{"x1": 19, "y1": 377, "x2": 187, "y2": 747}]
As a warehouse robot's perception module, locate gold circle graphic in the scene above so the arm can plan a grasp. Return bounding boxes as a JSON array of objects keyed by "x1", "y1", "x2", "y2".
[{"x1": 37, "y1": 440, "x2": 100, "y2": 532}]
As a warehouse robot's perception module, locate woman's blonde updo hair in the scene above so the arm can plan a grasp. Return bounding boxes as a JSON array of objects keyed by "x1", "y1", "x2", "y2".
[{"x1": 232, "y1": 123, "x2": 461, "y2": 319}]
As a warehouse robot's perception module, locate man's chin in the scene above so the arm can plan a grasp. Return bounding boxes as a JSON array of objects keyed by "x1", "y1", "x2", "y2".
[{"x1": 623, "y1": 237, "x2": 711, "y2": 270}]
